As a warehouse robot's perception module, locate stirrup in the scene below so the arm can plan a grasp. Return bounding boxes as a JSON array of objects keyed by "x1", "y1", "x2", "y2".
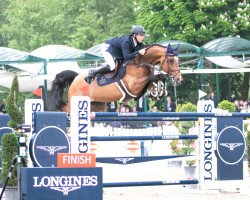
[{"x1": 84, "y1": 76, "x2": 95, "y2": 84}]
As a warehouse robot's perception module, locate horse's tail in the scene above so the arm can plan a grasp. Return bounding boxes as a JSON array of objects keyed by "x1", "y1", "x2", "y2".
[{"x1": 50, "y1": 70, "x2": 79, "y2": 111}]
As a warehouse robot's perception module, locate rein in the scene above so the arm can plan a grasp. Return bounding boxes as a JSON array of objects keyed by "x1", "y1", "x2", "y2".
[{"x1": 160, "y1": 53, "x2": 180, "y2": 79}]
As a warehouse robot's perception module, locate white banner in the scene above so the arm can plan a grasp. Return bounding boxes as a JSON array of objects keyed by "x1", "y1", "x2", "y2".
[
  {"x1": 70, "y1": 96, "x2": 91, "y2": 153},
  {"x1": 197, "y1": 100, "x2": 217, "y2": 189},
  {"x1": 24, "y1": 99, "x2": 44, "y2": 167},
  {"x1": 24, "y1": 99, "x2": 44, "y2": 133}
]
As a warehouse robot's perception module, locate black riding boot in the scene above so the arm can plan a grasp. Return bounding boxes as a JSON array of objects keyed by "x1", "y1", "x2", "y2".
[{"x1": 84, "y1": 65, "x2": 111, "y2": 84}]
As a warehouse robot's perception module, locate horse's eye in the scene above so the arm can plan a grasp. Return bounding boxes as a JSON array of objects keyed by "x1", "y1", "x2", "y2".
[{"x1": 168, "y1": 59, "x2": 174, "y2": 64}]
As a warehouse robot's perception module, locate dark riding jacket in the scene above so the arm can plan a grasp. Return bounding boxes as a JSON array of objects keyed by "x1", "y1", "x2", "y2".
[{"x1": 105, "y1": 35, "x2": 145, "y2": 62}]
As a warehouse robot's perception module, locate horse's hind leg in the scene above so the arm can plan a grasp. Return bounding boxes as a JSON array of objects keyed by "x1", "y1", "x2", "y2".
[{"x1": 91, "y1": 101, "x2": 107, "y2": 112}]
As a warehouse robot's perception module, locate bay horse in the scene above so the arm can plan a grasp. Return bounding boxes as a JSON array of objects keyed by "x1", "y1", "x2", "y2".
[{"x1": 50, "y1": 44, "x2": 183, "y2": 112}]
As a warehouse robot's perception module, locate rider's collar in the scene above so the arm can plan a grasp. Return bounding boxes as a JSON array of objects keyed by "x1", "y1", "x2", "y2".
[{"x1": 133, "y1": 36, "x2": 138, "y2": 47}]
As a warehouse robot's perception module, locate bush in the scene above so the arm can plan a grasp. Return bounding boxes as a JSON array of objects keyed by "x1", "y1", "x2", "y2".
[
  {"x1": 170, "y1": 102, "x2": 197, "y2": 165},
  {"x1": 6, "y1": 75, "x2": 23, "y2": 128},
  {"x1": 0, "y1": 133, "x2": 18, "y2": 186},
  {"x1": 218, "y1": 100, "x2": 236, "y2": 112}
]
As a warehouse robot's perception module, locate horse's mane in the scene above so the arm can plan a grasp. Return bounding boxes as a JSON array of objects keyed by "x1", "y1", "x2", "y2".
[
  {"x1": 129, "y1": 43, "x2": 167, "y2": 64},
  {"x1": 145, "y1": 43, "x2": 166, "y2": 49},
  {"x1": 135, "y1": 43, "x2": 166, "y2": 51}
]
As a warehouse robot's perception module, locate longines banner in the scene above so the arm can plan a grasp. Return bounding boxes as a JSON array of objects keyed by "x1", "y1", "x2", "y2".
[
  {"x1": 70, "y1": 96, "x2": 91, "y2": 153},
  {"x1": 21, "y1": 167, "x2": 103, "y2": 200},
  {"x1": 217, "y1": 117, "x2": 246, "y2": 180},
  {"x1": 25, "y1": 99, "x2": 44, "y2": 133},
  {"x1": 197, "y1": 100, "x2": 216, "y2": 189},
  {"x1": 30, "y1": 112, "x2": 69, "y2": 167}
]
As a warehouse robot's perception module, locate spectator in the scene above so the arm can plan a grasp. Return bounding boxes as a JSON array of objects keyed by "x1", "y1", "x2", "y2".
[
  {"x1": 0, "y1": 99, "x2": 6, "y2": 114},
  {"x1": 166, "y1": 95, "x2": 176, "y2": 112},
  {"x1": 107, "y1": 101, "x2": 117, "y2": 112},
  {"x1": 234, "y1": 100, "x2": 240, "y2": 112},
  {"x1": 238, "y1": 99, "x2": 248, "y2": 112},
  {"x1": 136, "y1": 97, "x2": 144, "y2": 112},
  {"x1": 209, "y1": 92, "x2": 218, "y2": 108}
]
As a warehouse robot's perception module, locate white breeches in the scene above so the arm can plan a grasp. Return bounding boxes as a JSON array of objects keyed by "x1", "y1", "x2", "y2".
[{"x1": 101, "y1": 43, "x2": 116, "y2": 71}]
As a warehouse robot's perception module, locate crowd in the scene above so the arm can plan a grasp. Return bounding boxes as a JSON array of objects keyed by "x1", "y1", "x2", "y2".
[
  {"x1": 233, "y1": 99, "x2": 250, "y2": 112},
  {"x1": 208, "y1": 92, "x2": 250, "y2": 112}
]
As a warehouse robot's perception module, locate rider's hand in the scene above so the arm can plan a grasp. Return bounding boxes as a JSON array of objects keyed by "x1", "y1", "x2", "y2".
[{"x1": 139, "y1": 48, "x2": 146, "y2": 55}]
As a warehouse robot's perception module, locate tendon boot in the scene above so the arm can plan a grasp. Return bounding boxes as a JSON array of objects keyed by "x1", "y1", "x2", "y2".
[{"x1": 84, "y1": 65, "x2": 111, "y2": 84}]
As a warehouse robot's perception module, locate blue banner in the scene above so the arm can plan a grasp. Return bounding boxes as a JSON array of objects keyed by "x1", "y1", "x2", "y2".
[{"x1": 21, "y1": 167, "x2": 103, "y2": 200}]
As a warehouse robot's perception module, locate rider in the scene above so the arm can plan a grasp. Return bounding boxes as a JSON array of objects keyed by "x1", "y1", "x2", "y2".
[{"x1": 84, "y1": 25, "x2": 147, "y2": 84}]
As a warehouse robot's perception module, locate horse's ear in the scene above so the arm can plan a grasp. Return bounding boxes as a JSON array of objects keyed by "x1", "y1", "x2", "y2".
[
  {"x1": 167, "y1": 43, "x2": 172, "y2": 51},
  {"x1": 166, "y1": 43, "x2": 178, "y2": 56},
  {"x1": 174, "y1": 43, "x2": 180, "y2": 50}
]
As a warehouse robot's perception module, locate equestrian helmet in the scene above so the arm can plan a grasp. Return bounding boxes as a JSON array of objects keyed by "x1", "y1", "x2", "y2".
[{"x1": 131, "y1": 25, "x2": 146, "y2": 35}]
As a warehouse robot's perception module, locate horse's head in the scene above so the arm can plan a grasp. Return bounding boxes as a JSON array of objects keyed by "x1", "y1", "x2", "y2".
[{"x1": 160, "y1": 43, "x2": 183, "y2": 85}]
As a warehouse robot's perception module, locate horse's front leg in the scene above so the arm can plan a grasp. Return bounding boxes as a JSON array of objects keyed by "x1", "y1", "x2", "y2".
[{"x1": 147, "y1": 73, "x2": 167, "y2": 98}]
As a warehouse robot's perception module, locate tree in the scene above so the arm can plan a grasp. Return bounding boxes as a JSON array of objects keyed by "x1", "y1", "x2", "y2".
[
  {"x1": 135, "y1": 0, "x2": 250, "y2": 101},
  {"x1": 6, "y1": 75, "x2": 23, "y2": 128},
  {"x1": 0, "y1": 0, "x2": 10, "y2": 46},
  {"x1": 1, "y1": 0, "x2": 136, "y2": 51},
  {"x1": 240, "y1": 72, "x2": 250, "y2": 100},
  {"x1": 135, "y1": 0, "x2": 250, "y2": 45},
  {"x1": 68, "y1": 0, "x2": 136, "y2": 49}
]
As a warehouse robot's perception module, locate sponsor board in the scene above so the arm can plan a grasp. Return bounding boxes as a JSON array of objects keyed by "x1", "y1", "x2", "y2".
[
  {"x1": 217, "y1": 126, "x2": 246, "y2": 165},
  {"x1": 30, "y1": 126, "x2": 70, "y2": 167},
  {"x1": 70, "y1": 96, "x2": 91, "y2": 153},
  {"x1": 216, "y1": 117, "x2": 245, "y2": 180},
  {"x1": 21, "y1": 167, "x2": 102, "y2": 200},
  {"x1": 25, "y1": 99, "x2": 44, "y2": 133},
  {"x1": 197, "y1": 100, "x2": 216, "y2": 188}
]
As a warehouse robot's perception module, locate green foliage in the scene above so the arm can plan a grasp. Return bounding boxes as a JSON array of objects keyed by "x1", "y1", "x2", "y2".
[
  {"x1": 176, "y1": 102, "x2": 197, "y2": 112},
  {"x1": 6, "y1": 75, "x2": 23, "y2": 128},
  {"x1": 135, "y1": 0, "x2": 250, "y2": 45},
  {"x1": 218, "y1": 73, "x2": 243, "y2": 100},
  {"x1": 171, "y1": 102, "x2": 197, "y2": 165},
  {"x1": 165, "y1": 74, "x2": 200, "y2": 105},
  {"x1": 1, "y1": 0, "x2": 136, "y2": 51},
  {"x1": 0, "y1": 133, "x2": 18, "y2": 186},
  {"x1": 218, "y1": 100, "x2": 236, "y2": 112},
  {"x1": 186, "y1": 159, "x2": 196, "y2": 166}
]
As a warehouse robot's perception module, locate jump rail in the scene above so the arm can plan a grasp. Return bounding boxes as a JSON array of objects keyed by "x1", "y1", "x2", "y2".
[
  {"x1": 91, "y1": 134, "x2": 198, "y2": 141},
  {"x1": 91, "y1": 111, "x2": 250, "y2": 119},
  {"x1": 103, "y1": 179, "x2": 199, "y2": 187}
]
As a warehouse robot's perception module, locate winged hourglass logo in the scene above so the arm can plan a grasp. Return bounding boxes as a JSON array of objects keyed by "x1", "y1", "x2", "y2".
[
  {"x1": 219, "y1": 143, "x2": 243, "y2": 151},
  {"x1": 36, "y1": 146, "x2": 67, "y2": 155}
]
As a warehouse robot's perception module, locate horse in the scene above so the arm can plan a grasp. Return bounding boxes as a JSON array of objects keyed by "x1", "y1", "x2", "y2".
[{"x1": 50, "y1": 43, "x2": 183, "y2": 112}]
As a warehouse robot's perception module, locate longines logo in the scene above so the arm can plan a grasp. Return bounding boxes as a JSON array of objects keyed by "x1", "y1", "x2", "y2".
[
  {"x1": 220, "y1": 143, "x2": 243, "y2": 151},
  {"x1": 30, "y1": 126, "x2": 70, "y2": 167},
  {"x1": 33, "y1": 175, "x2": 98, "y2": 195},
  {"x1": 36, "y1": 146, "x2": 67, "y2": 155},
  {"x1": 115, "y1": 157, "x2": 135, "y2": 164},
  {"x1": 217, "y1": 126, "x2": 246, "y2": 165}
]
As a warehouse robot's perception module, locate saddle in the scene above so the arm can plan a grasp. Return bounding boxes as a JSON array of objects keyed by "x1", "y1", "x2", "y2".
[{"x1": 96, "y1": 63, "x2": 126, "y2": 86}]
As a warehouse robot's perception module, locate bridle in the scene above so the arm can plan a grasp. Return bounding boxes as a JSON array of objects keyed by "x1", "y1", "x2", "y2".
[{"x1": 159, "y1": 52, "x2": 180, "y2": 79}]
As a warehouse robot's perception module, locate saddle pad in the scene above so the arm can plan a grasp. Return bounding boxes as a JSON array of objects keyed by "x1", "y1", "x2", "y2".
[{"x1": 96, "y1": 64, "x2": 126, "y2": 86}]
